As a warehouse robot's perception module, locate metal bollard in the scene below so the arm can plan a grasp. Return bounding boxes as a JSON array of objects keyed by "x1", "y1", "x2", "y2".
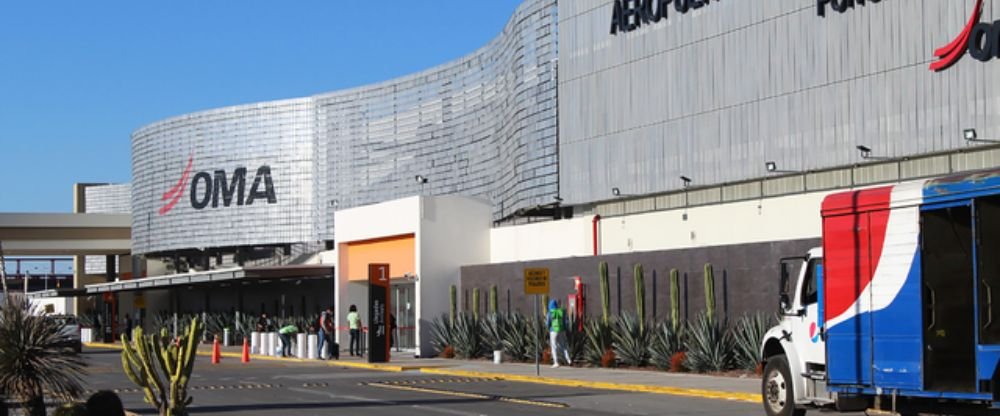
[
  {"x1": 223, "y1": 328, "x2": 231, "y2": 347},
  {"x1": 251, "y1": 332, "x2": 260, "y2": 354},
  {"x1": 296, "y1": 333, "x2": 307, "y2": 358},
  {"x1": 307, "y1": 334, "x2": 318, "y2": 359}
]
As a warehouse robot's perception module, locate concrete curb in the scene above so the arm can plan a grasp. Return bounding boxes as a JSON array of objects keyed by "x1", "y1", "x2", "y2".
[
  {"x1": 84, "y1": 343, "x2": 436, "y2": 372},
  {"x1": 419, "y1": 367, "x2": 762, "y2": 404}
]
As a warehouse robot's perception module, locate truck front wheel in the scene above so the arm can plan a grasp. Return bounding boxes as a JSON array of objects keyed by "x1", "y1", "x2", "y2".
[{"x1": 763, "y1": 354, "x2": 805, "y2": 416}]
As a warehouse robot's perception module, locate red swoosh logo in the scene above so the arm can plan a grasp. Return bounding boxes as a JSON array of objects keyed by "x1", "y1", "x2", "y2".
[
  {"x1": 158, "y1": 155, "x2": 193, "y2": 215},
  {"x1": 930, "y1": 0, "x2": 983, "y2": 71}
]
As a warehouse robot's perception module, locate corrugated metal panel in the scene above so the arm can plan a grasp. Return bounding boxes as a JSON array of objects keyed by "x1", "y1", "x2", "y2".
[
  {"x1": 900, "y1": 155, "x2": 950, "y2": 179},
  {"x1": 559, "y1": 0, "x2": 1000, "y2": 204},
  {"x1": 952, "y1": 148, "x2": 1000, "y2": 172},
  {"x1": 854, "y1": 163, "x2": 899, "y2": 186},
  {"x1": 722, "y1": 182, "x2": 762, "y2": 202},
  {"x1": 687, "y1": 188, "x2": 722, "y2": 206},
  {"x1": 763, "y1": 176, "x2": 806, "y2": 197},
  {"x1": 806, "y1": 170, "x2": 852, "y2": 191}
]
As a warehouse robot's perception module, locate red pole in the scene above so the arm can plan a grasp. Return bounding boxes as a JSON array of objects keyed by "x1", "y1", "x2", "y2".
[{"x1": 592, "y1": 215, "x2": 601, "y2": 256}]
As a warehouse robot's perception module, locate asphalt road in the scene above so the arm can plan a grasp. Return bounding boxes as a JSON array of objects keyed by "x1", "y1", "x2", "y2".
[{"x1": 83, "y1": 348, "x2": 765, "y2": 416}]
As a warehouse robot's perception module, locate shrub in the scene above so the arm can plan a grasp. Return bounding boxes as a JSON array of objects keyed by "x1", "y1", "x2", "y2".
[
  {"x1": 732, "y1": 312, "x2": 776, "y2": 371},
  {"x1": 650, "y1": 320, "x2": 685, "y2": 371},
  {"x1": 481, "y1": 313, "x2": 507, "y2": 352},
  {"x1": 500, "y1": 313, "x2": 534, "y2": 362},
  {"x1": 684, "y1": 313, "x2": 734, "y2": 373},
  {"x1": 429, "y1": 315, "x2": 453, "y2": 355},
  {"x1": 451, "y1": 313, "x2": 486, "y2": 359},
  {"x1": 585, "y1": 319, "x2": 614, "y2": 366},
  {"x1": 613, "y1": 314, "x2": 650, "y2": 367},
  {"x1": 0, "y1": 296, "x2": 85, "y2": 416},
  {"x1": 564, "y1": 315, "x2": 587, "y2": 364}
]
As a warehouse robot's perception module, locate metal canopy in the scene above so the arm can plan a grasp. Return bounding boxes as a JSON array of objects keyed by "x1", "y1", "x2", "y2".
[
  {"x1": 84, "y1": 265, "x2": 334, "y2": 294},
  {"x1": 25, "y1": 288, "x2": 88, "y2": 299}
]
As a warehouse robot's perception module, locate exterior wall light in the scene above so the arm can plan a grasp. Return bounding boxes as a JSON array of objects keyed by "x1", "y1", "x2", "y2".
[
  {"x1": 765, "y1": 161, "x2": 777, "y2": 172},
  {"x1": 414, "y1": 175, "x2": 428, "y2": 184},
  {"x1": 680, "y1": 176, "x2": 692, "y2": 188},
  {"x1": 611, "y1": 187, "x2": 621, "y2": 197},
  {"x1": 856, "y1": 145, "x2": 872, "y2": 159}
]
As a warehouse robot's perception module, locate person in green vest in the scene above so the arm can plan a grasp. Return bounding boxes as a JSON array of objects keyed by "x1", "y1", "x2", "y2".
[
  {"x1": 347, "y1": 305, "x2": 362, "y2": 357},
  {"x1": 278, "y1": 324, "x2": 299, "y2": 357},
  {"x1": 546, "y1": 299, "x2": 571, "y2": 368}
]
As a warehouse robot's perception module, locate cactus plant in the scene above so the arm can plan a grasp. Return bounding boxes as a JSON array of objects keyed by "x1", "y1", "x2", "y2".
[
  {"x1": 472, "y1": 288, "x2": 481, "y2": 321},
  {"x1": 634, "y1": 264, "x2": 645, "y2": 331},
  {"x1": 704, "y1": 263, "x2": 715, "y2": 324},
  {"x1": 489, "y1": 285, "x2": 498, "y2": 315},
  {"x1": 670, "y1": 268, "x2": 680, "y2": 332},
  {"x1": 121, "y1": 317, "x2": 204, "y2": 416},
  {"x1": 450, "y1": 285, "x2": 457, "y2": 328},
  {"x1": 599, "y1": 261, "x2": 610, "y2": 325}
]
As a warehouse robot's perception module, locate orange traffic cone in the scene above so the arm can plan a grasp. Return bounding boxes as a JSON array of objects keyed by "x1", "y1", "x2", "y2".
[
  {"x1": 241, "y1": 338, "x2": 251, "y2": 363},
  {"x1": 211, "y1": 336, "x2": 221, "y2": 365}
]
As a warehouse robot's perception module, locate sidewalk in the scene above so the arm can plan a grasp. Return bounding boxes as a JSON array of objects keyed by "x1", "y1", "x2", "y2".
[{"x1": 86, "y1": 342, "x2": 761, "y2": 404}]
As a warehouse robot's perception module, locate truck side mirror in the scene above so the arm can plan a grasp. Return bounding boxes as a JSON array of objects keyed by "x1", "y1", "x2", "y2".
[{"x1": 779, "y1": 264, "x2": 791, "y2": 312}]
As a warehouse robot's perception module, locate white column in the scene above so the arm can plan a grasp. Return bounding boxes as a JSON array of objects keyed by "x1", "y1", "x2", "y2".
[
  {"x1": 307, "y1": 334, "x2": 318, "y2": 359},
  {"x1": 296, "y1": 333, "x2": 307, "y2": 358},
  {"x1": 251, "y1": 332, "x2": 260, "y2": 354}
]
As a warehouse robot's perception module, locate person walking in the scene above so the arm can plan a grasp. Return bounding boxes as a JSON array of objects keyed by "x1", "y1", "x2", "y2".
[
  {"x1": 546, "y1": 299, "x2": 571, "y2": 368},
  {"x1": 347, "y1": 305, "x2": 362, "y2": 357},
  {"x1": 278, "y1": 324, "x2": 299, "y2": 357},
  {"x1": 318, "y1": 307, "x2": 336, "y2": 359}
]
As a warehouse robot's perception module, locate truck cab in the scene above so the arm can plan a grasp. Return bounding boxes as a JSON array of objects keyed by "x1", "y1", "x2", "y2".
[{"x1": 760, "y1": 248, "x2": 836, "y2": 416}]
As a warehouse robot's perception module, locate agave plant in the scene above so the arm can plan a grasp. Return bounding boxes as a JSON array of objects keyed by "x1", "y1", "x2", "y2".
[
  {"x1": 650, "y1": 319, "x2": 686, "y2": 370},
  {"x1": 481, "y1": 313, "x2": 507, "y2": 352},
  {"x1": 500, "y1": 313, "x2": 535, "y2": 362},
  {"x1": 613, "y1": 314, "x2": 651, "y2": 367},
  {"x1": 584, "y1": 318, "x2": 615, "y2": 367},
  {"x1": 732, "y1": 312, "x2": 776, "y2": 371},
  {"x1": 564, "y1": 314, "x2": 587, "y2": 364},
  {"x1": 0, "y1": 296, "x2": 86, "y2": 416},
  {"x1": 429, "y1": 315, "x2": 453, "y2": 355},
  {"x1": 451, "y1": 313, "x2": 486, "y2": 359},
  {"x1": 684, "y1": 313, "x2": 734, "y2": 373}
]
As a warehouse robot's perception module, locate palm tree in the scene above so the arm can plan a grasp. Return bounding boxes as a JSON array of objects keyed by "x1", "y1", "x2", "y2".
[{"x1": 0, "y1": 295, "x2": 86, "y2": 416}]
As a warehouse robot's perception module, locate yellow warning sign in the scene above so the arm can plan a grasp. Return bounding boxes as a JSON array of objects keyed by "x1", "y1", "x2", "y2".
[{"x1": 523, "y1": 268, "x2": 550, "y2": 295}]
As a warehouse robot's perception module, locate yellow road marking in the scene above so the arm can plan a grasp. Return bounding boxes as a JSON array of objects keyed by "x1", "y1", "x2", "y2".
[{"x1": 419, "y1": 368, "x2": 761, "y2": 404}]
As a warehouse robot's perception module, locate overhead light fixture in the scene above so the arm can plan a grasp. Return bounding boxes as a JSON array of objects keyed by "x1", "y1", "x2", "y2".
[
  {"x1": 414, "y1": 175, "x2": 428, "y2": 184},
  {"x1": 856, "y1": 145, "x2": 872, "y2": 159},
  {"x1": 965, "y1": 128, "x2": 978, "y2": 141},
  {"x1": 680, "y1": 176, "x2": 692, "y2": 187},
  {"x1": 963, "y1": 128, "x2": 1000, "y2": 143},
  {"x1": 611, "y1": 187, "x2": 621, "y2": 197}
]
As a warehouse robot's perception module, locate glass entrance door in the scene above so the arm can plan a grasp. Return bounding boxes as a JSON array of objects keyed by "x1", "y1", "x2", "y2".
[{"x1": 392, "y1": 283, "x2": 416, "y2": 350}]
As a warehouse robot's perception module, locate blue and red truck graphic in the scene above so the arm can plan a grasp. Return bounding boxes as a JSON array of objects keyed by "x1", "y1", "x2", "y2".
[{"x1": 761, "y1": 168, "x2": 1000, "y2": 416}]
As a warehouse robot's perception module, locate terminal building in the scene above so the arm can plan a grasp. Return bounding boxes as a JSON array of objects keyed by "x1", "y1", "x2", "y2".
[{"x1": 16, "y1": 0, "x2": 1000, "y2": 357}]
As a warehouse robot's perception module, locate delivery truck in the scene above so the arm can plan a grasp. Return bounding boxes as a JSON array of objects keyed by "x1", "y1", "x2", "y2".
[{"x1": 760, "y1": 168, "x2": 1000, "y2": 416}]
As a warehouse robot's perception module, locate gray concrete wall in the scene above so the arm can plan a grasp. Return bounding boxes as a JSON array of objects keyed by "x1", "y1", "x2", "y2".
[{"x1": 461, "y1": 237, "x2": 820, "y2": 322}]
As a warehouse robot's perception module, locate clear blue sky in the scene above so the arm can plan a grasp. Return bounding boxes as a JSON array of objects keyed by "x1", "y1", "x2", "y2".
[{"x1": 0, "y1": 0, "x2": 524, "y2": 213}]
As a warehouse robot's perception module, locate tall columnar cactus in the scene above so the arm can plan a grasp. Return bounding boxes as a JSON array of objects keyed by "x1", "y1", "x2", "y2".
[
  {"x1": 121, "y1": 317, "x2": 204, "y2": 416},
  {"x1": 670, "y1": 268, "x2": 680, "y2": 332},
  {"x1": 634, "y1": 264, "x2": 645, "y2": 331},
  {"x1": 704, "y1": 263, "x2": 716, "y2": 324},
  {"x1": 450, "y1": 285, "x2": 457, "y2": 328},
  {"x1": 489, "y1": 285, "x2": 498, "y2": 315},
  {"x1": 472, "y1": 288, "x2": 481, "y2": 320},
  {"x1": 599, "y1": 261, "x2": 610, "y2": 325}
]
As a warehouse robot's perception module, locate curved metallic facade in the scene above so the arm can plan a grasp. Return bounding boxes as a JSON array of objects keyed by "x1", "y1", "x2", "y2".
[{"x1": 131, "y1": 0, "x2": 558, "y2": 255}]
